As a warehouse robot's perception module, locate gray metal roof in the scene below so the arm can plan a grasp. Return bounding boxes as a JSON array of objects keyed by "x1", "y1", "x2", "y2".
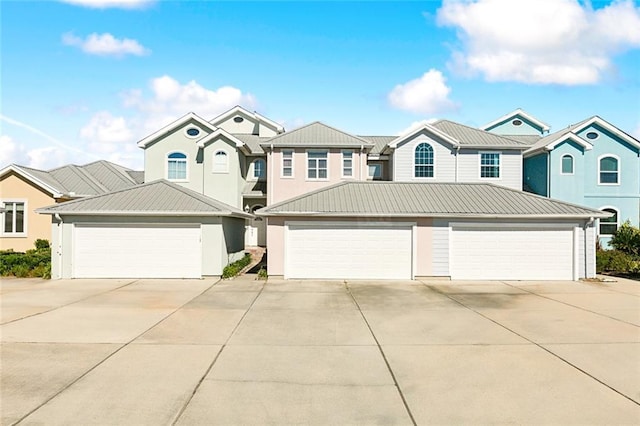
[
  {"x1": 37, "y1": 179, "x2": 252, "y2": 218},
  {"x1": 257, "y1": 181, "x2": 609, "y2": 218},
  {"x1": 5, "y1": 161, "x2": 142, "y2": 198},
  {"x1": 500, "y1": 135, "x2": 542, "y2": 145},
  {"x1": 233, "y1": 134, "x2": 270, "y2": 154},
  {"x1": 524, "y1": 117, "x2": 592, "y2": 154},
  {"x1": 431, "y1": 120, "x2": 530, "y2": 149},
  {"x1": 358, "y1": 136, "x2": 395, "y2": 154},
  {"x1": 260, "y1": 122, "x2": 375, "y2": 148}
]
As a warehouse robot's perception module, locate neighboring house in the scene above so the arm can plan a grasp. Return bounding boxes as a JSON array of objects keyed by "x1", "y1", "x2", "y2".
[
  {"x1": 261, "y1": 122, "x2": 375, "y2": 204},
  {"x1": 137, "y1": 106, "x2": 284, "y2": 247},
  {"x1": 483, "y1": 109, "x2": 640, "y2": 247},
  {"x1": 256, "y1": 181, "x2": 607, "y2": 281},
  {"x1": 382, "y1": 120, "x2": 530, "y2": 190},
  {"x1": 0, "y1": 160, "x2": 141, "y2": 252},
  {"x1": 37, "y1": 180, "x2": 251, "y2": 279}
]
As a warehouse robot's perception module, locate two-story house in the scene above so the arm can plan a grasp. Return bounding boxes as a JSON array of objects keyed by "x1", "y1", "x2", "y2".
[
  {"x1": 35, "y1": 105, "x2": 608, "y2": 281},
  {"x1": 483, "y1": 109, "x2": 640, "y2": 247}
]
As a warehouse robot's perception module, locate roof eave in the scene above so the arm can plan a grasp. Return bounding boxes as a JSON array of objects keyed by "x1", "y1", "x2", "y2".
[
  {"x1": 256, "y1": 212, "x2": 606, "y2": 219},
  {"x1": 36, "y1": 210, "x2": 253, "y2": 219}
]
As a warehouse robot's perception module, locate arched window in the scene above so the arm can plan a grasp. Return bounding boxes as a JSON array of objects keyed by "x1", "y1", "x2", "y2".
[
  {"x1": 599, "y1": 155, "x2": 619, "y2": 184},
  {"x1": 561, "y1": 154, "x2": 574, "y2": 174},
  {"x1": 167, "y1": 152, "x2": 187, "y2": 180},
  {"x1": 213, "y1": 151, "x2": 229, "y2": 173},
  {"x1": 253, "y1": 159, "x2": 266, "y2": 179},
  {"x1": 414, "y1": 143, "x2": 434, "y2": 178},
  {"x1": 599, "y1": 208, "x2": 618, "y2": 235}
]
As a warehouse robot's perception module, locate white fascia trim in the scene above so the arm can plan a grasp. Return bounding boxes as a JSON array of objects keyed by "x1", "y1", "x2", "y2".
[
  {"x1": 0, "y1": 165, "x2": 64, "y2": 198},
  {"x1": 545, "y1": 133, "x2": 593, "y2": 151},
  {"x1": 480, "y1": 108, "x2": 550, "y2": 132},
  {"x1": 137, "y1": 112, "x2": 217, "y2": 148},
  {"x1": 256, "y1": 212, "x2": 610, "y2": 219},
  {"x1": 210, "y1": 106, "x2": 285, "y2": 133},
  {"x1": 388, "y1": 123, "x2": 460, "y2": 149},
  {"x1": 571, "y1": 117, "x2": 640, "y2": 149},
  {"x1": 196, "y1": 128, "x2": 246, "y2": 150}
]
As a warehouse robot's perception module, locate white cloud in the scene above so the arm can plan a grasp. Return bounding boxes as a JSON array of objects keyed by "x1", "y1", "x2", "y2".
[
  {"x1": 63, "y1": 32, "x2": 150, "y2": 57},
  {"x1": 59, "y1": 0, "x2": 153, "y2": 9},
  {"x1": 396, "y1": 118, "x2": 439, "y2": 136},
  {"x1": 80, "y1": 111, "x2": 133, "y2": 145},
  {"x1": 27, "y1": 147, "x2": 68, "y2": 170},
  {"x1": 388, "y1": 69, "x2": 456, "y2": 115},
  {"x1": 437, "y1": 0, "x2": 640, "y2": 85},
  {"x1": 121, "y1": 75, "x2": 257, "y2": 132},
  {"x1": 0, "y1": 135, "x2": 26, "y2": 166}
]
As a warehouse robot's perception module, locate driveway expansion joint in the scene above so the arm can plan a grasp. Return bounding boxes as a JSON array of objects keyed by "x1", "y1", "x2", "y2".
[{"x1": 344, "y1": 280, "x2": 418, "y2": 426}]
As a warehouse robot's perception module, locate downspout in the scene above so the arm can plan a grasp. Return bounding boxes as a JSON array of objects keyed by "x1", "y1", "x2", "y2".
[
  {"x1": 55, "y1": 213, "x2": 63, "y2": 279},
  {"x1": 546, "y1": 151, "x2": 551, "y2": 197},
  {"x1": 360, "y1": 144, "x2": 364, "y2": 180},
  {"x1": 269, "y1": 144, "x2": 274, "y2": 205}
]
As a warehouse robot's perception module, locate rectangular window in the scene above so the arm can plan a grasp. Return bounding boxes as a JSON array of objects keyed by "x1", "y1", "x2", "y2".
[
  {"x1": 2, "y1": 201, "x2": 25, "y2": 235},
  {"x1": 282, "y1": 150, "x2": 293, "y2": 177},
  {"x1": 307, "y1": 151, "x2": 328, "y2": 180},
  {"x1": 342, "y1": 150, "x2": 353, "y2": 177},
  {"x1": 480, "y1": 152, "x2": 500, "y2": 178},
  {"x1": 368, "y1": 163, "x2": 382, "y2": 180}
]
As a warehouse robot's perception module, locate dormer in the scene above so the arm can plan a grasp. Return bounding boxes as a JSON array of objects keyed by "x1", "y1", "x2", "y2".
[
  {"x1": 481, "y1": 108, "x2": 550, "y2": 136},
  {"x1": 210, "y1": 106, "x2": 284, "y2": 137}
]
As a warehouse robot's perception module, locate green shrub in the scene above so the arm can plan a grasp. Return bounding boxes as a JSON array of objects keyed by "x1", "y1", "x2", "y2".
[
  {"x1": 596, "y1": 249, "x2": 640, "y2": 274},
  {"x1": 34, "y1": 239, "x2": 50, "y2": 250},
  {"x1": 0, "y1": 240, "x2": 52, "y2": 279},
  {"x1": 221, "y1": 253, "x2": 252, "y2": 279},
  {"x1": 609, "y1": 221, "x2": 640, "y2": 255},
  {"x1": 257, "y1": 267, "x2": 268, "y2": 280}
]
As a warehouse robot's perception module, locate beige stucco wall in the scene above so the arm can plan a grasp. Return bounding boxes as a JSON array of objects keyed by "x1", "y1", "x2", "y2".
[
  {"x1": 215, "y1": 111, "x2": 279, "y2": 137},
  {"x1": 268, "y1": 148, "x2": 367, "y2": 204},
  {"x1": 266, "y1": 216, "x2": 433, "y2": 277},
  {"x1": 0, "y1": 173, "x2": 55, "y2": 252}
]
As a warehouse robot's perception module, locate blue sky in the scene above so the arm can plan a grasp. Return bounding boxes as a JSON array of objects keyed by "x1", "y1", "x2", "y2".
[{"x1": 2, "y1": 0, "x2": 639, "y2": 170}]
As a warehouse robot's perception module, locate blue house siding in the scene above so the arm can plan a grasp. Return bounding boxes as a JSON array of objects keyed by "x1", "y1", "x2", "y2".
[
  {"x1": 523, "y1": 153, "x2": 548, "y2": 196},
  {"x1": 549, "y1": 141, "x2": 585, "y2": 205}
]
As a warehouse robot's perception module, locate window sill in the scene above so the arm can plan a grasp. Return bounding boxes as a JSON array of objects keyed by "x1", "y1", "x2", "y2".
[
  {"x1": 168, "y1": 178, "x2": 189, "y2": 183},
  {"x1": 598, "y1": 183, "x2": 620, "y2": 186},
  {"x1": 1, "y1": 233, "x2": 27, "y2": 238}
]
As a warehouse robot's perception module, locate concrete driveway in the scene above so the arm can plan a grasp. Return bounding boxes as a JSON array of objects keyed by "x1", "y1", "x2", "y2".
[{"x1": 1, "y1": 276, "x2": 639, "y2": 425}]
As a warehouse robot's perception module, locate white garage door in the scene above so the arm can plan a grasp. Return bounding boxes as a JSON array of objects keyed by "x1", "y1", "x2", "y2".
[
  {"x1": 450, "y1": 226, "x2": 574, "y2": 280},
  {"x1": 286, "y1": 222, "x2": 413, "y2": 279},
  {"x1": 73, "y1": 224, "x2": 201, "y2": 278}
]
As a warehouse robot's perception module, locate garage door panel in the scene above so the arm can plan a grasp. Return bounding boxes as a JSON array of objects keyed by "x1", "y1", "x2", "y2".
[
  {"x1": 451, "y1": 227, "x2": 573, "y2": 280},
  {"x1": 74, "y1": 225, "x2": 201, "y2": 279},
  {"x1": 286, "y1": 224, "x2": 412, "y2": 280}
]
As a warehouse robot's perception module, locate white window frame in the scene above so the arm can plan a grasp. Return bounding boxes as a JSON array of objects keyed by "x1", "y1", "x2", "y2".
[
  {"x1": 413, "y1": 142, "x2": 435, "y2": 179},
  {"x1": 479, "y1": 151, "x2": 501, "y2": 179},
  {"x1": 184, "y1": 126, "x2": 202, "y2": 139},
  {"x1": 1, "y1": 199, "x2": 28, "y2": 237},
  {"x1": 252, "y1": 158, "x2": 266, "y2": 181},
  {"x1": 598, "y1": 206, "x2": 619, "y2": 236},
  {"x1": 281, "y1": 150, "x2": 294, "y2": 178},
  {"x1": 598, "y1": 154, "x2": 620, "y2": 186},
  {"x1": 342, "y1": 150, "x2": 354, "y2": 178},
  {"x1": 560, "y1": 154, "x2": 574, "y2": 175},
  {"x1": 212, "y1": 150, "x2": 229, "y2": 174},
  {"x1": 166, "y1": 151, "x2": 189, "y2": 182},
  {"x1": 306, "y1": 150, "x2": 329, "y2": 181}
]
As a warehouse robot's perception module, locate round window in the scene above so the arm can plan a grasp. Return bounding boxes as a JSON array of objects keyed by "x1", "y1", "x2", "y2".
[
  {"x1": 586, "y1": 132, "x2": 598, "y2": 140},
  {"x1": 186, "y1": 128, "x2": 200, "y2": 137},
  {"x1": 512, "y1": 119, "x2": 523, "y2": 126},
  {"x1": 233, "y1": 116, "x2": 244, "y2": 123}
]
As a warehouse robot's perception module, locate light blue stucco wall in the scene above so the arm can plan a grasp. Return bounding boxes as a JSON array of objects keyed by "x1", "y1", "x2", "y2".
[
  {"x1": 523, "y1": 153, "x2": 548, "y2": 196},
  {"x1": 547, "y1": 123, "x2": 640, "y2": 247},
  {"x1": 485, "y1": 114, "x2": 544, "y2": 136},
  {"x1": 549, "y1": 141, "x2": 585, "y2": 205}
]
